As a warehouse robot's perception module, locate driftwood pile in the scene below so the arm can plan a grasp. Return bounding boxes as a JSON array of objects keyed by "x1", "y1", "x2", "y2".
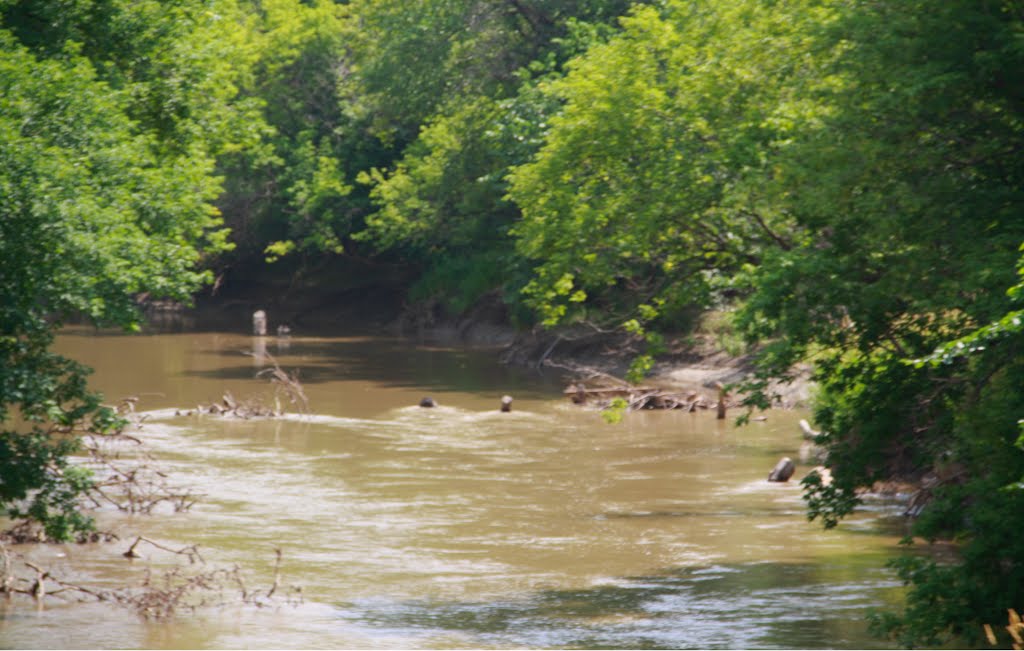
[
  {"x1": 175, "y1": 391, "x2": 280, "y2": 417},
  {"x1": 175, "y1": 360, "x2": 309, "y2": 419},
  {"x1": 564, "y1": 383, "x2": 730, "y2": 413},
  {"x1": 175, "y1": 391, "x2": 280, "y2": 419}
]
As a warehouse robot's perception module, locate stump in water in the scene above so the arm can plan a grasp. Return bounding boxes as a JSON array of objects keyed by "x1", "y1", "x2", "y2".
[
  {"x1": 253, "y1": 310, "x2": 267, "y2": 336},
  {"x1": 567, "y1": 384, "x2": 588, "y2": 405},
  {"x1": 768, "y1": 457, "x2": 796, "y2": 482},
  {"x1": 500, "y1": 395, "x2": 513, "y2": 412},
  {"x1": 419, "y1": 397, "x2": 436, "y2": 408},
  {"x1": 715, "y1": 382, "x2": 728, "y2": 420}
]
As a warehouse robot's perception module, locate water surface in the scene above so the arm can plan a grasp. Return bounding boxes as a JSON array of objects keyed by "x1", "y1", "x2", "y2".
[{"x1": 0, "y1": 327, "x2": 907, "y2": 649}]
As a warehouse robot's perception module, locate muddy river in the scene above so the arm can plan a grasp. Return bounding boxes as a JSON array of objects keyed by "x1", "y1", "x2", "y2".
[{"x1": 0, "y1": 326, "x2": 908, "y2": 648}]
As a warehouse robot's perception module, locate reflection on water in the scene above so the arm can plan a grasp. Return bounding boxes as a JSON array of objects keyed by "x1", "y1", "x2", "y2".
[{"x1": 0, "y1": 328, "x2": 908, "y2": 649}]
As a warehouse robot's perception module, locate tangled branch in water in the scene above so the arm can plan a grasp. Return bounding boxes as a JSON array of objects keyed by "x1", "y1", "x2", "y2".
[
  {"x1": 1, "y1": 396, "x2": 200, "y2": 542},
  {"x1": 257, "y1": 352, "x2": 310, "y2": 415},
  {"x1": 0, "y1": 539, "x2": 302, "y2": 620},
  {"x1": 85, "y1": 397, "x2": 199, "y2": 515},
  {"x1": 177, "y1": 353, "x2": 310, "y2": 418},
  {"x1": 122, "y1": 536, "x2": 203, "y2": 563},
  {"x1": 81, "y1": 429, "x2": 200, "y2": 516}
]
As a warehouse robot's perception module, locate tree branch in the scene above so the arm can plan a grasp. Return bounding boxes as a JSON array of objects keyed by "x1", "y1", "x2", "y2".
[{"x1": 741, "y1": 209, "x2": 793, "y2": 251}]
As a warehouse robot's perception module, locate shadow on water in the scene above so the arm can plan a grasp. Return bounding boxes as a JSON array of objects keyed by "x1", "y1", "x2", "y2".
[
  {"x1": 181, "y1": 338, "x2": 567, "y2": 398},
  {"x1": 340, "y1": 560, "x2": 901, "y2": 650},
  {"x1": 56, "y1": 326, "x2": 567, "y2": 400}
]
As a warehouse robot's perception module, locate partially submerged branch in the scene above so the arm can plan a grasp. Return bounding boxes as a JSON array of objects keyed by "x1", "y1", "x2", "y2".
[
  {"x1": 257, "y1": 359, "x2": 310, "y2": 415},
  {"x1": 178, "y1": 352, "x2": 310, "y2": 419},
  {"x1": 2, "y1": 396, "x2": 199, "y2": 543},
  {"x1": 0, "y1": 539, "x2": 301, "y2": 620},
  {"x1": 123, "y1": 536, "x2": 203, "y2": 564},
  {"x1": 81, "y1": 428, "x2": 200, "y2": 515}
]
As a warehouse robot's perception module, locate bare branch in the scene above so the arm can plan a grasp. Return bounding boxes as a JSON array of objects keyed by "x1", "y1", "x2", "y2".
[{"x1": 123, "y1": 537, "x2": 204, "y2": 564}]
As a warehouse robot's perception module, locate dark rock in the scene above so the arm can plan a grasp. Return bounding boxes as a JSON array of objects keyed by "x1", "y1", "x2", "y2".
[{"x1": 768, "y1": 457, "x2": 796, "y2": 482}]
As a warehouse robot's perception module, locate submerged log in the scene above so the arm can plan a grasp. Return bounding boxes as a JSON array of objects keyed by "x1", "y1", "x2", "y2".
[
  {"x1": 567, "y1": 384, "x2": 588, "y2": 404},
  {"x1": 563, "y1": 385, "x2": 655, "y2": 402},
  {"x1": 184, "y1": 400, "x2": 279, "y2": 419},
  {"x1": 768, "y1": 457, "x2": 796, "y2": 482}
]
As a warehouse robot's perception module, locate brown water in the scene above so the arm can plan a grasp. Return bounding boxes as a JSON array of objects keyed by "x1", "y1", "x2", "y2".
[{"x1": 0, "y1": 327, "x2": 908, "y2": 649}]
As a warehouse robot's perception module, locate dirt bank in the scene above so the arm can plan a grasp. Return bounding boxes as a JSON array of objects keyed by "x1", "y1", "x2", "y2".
[{"x1": 494, "y1": 325, "x2": 813, "y2": 410}]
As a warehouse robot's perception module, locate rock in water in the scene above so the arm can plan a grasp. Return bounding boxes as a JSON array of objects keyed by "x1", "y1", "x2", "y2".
[
  {"x1": 419, "y1": 396, "x2": 436, "y2": 408},
  {"x1": 500, "y1": 395, "x2": 513, "y2": 412},
  {"x1": 768, "y1": 457, "x2": 796, "y2": 482}
]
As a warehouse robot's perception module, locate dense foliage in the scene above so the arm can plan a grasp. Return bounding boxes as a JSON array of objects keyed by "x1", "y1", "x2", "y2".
[
  {"x1": 2, "y1": 0, "x2": 1022, "y2": 644},
  {"x1": 731, "y1": 2, "x2": 1024, "y2": 644},
  {"x1": 212, "y1": 0, "x2": 636, "y2": 310},
  {"x1": 0, "y1": 0, "x2": 256, "y2": 539}
]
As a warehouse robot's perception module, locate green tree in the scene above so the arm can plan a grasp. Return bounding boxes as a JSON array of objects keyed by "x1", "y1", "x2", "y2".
[
  {"x1": 346, "y1": 1, "x2": 634, "y2": 314},
  {"x1": 215, "y1": 0, "x2": 637, "y2": 312},
  {"x1": 342, "y1": 0, "x2": 633, "y2": 147},
  {"x1": 217, "y1": 0, "x2": 355, "y2": 263},
  {"x1": 0, "y1": 2, "x2": 254, "y2": 540},
  {"x1": 734, "y1": 1, "x2": 1024, "y2": 645},
  {"x1": 356, "y1": 81, "x2": 561, "y2": 314},
  {"x1": 506, "y1": 0, "x2": 838, "y2": 334}
]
